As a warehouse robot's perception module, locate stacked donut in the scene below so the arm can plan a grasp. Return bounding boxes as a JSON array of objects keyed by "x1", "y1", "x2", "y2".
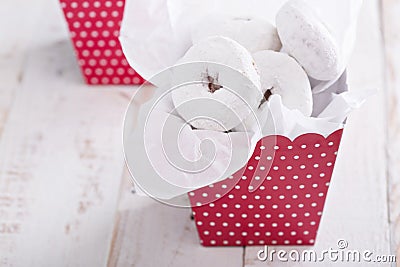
[{"x1": 171, "y1": 0, "x2": 342, "y2": 132}]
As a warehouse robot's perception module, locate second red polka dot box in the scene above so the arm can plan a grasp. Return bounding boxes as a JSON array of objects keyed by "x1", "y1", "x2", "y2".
[
  {"x1": 189, "y1": 130, "x2": 343, "y2": 246},
  {"x1": 60, "y1": 0, "x2": 145, "y2": 85}
]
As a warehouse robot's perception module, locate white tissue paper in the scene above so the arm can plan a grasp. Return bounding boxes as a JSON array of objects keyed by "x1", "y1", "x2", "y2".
[{"x1": 120, "y1": 0, "x2": 367, "y2": 200}]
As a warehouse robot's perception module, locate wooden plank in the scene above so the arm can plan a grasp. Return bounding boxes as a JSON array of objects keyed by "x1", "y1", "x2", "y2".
[
  {"x1": 0, "y1": 0, "x2": 130, "y2": 266},
  {"x1": 0, "y1": 0, "x2": 45, "y2": 145},
  {"x1": 381, "y1": 0, "x2": 400, "y2": 263},
  {"x1": 107, "y1": 169, "x2": 244, "y2": 267},
  {"x1": 0, "y1": 0, "x2": 47, "y2": 266},
  {"x1": 244, "y1": 0, "x2": 392, "y2": 266}
]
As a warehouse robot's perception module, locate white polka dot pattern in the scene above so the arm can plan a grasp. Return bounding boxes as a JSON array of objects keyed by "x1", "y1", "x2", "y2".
[
  {"x1": 60, "y1": 0, "x2": 145, "y2": 85},
  {"x1": 189, "y1": 130, "x2": 343, "y2": 246}
]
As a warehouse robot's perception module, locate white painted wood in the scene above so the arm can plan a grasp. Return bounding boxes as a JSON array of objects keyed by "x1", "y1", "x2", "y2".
[
  {"x1": 0, "y1": 0, "x2": 132, "y2": 266},
  {"x1": 0, "y1": 0, "x2": 48, "y2": 265},
  {"x1": 245, "y1": 0, "x2": 392, "y2": 265},
  {"x1": 0, "y1": 0, "x2": 45, "y2": 141},
  {"x1": 381, "y1": 0, "x2": 400, "y2": 263},
  {"x1": 107, "y1": 169, "x2": 244, "y2": 267}
]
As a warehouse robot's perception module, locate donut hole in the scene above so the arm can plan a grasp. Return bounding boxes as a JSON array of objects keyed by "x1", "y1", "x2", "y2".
[
  {"x1": 206, "y1": 75, "x2": 223, "y2": 93},
  {"x1": 259, "y1": 88, "x2": 273, "y2": 108},
  {"x1": 208, "y1": 82, "x2": 223, "y2": 93}
]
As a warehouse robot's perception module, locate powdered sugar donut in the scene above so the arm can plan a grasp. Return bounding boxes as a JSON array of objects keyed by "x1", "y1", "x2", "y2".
[
  {"x1": 171, "y1": 36, "x2": 262, "y2": 132},
  {"x1": 276, "y1": 0, "x2": 341, "y2": 81},
  {"x1": 191, "y1": 16, "x2": 282, "y2": 53},
  {"x1": 253, "y1": 50, "x2": 313, "y2": 116}
]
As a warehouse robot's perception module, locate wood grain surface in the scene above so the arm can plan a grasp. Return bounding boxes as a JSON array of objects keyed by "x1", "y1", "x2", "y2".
[{"x1": 382, "y1": 0, "x2": 400, "y2": 264}]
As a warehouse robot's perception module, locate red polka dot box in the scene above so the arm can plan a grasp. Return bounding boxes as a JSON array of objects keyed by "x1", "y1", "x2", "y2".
[
  {"x1": 188, "y1": 129, "x2": 343, "y2": 247},
  {"x1": 60, "y1": 0, "x2": 145, "y2": 85}
]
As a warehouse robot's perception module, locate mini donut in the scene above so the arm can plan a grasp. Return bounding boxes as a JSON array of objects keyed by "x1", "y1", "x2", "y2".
[
  {"x1": 191, "y1": 16, "x2": 282, "y2": 53},
  {"x1": 253, "y1": 50, "x2": 313, "y2": 116},
  {"x1": 276, "y1": 0, "x2": 341, "y2": 81},
  {"x1": 171, "y1": 36, "x2": 262, "y2": 132}
]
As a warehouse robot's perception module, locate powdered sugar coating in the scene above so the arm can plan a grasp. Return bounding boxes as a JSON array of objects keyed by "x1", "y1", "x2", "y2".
[
  {"x1": 276, "y1": 0, "x2": 341, "y2": 81},
  {"x1": 192, "y1": 16, "x2": 282, "y2": 53},
  {"x1": 253, "y1": 50, "x2": 313, "y2": 116},
  {"x1": 172, "y1": 36, "x2": 262, "y2": 131}
]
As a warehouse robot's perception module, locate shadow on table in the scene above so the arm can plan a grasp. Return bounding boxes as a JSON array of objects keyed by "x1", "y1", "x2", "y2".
[{"x1": 25, "y1": 39, "x2": 85, "y2": 86}]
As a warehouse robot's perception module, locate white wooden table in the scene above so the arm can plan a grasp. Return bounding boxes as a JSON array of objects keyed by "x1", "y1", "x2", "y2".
[{"x1": 0, "y1": 0, "x2": 399, "y2": 266}]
